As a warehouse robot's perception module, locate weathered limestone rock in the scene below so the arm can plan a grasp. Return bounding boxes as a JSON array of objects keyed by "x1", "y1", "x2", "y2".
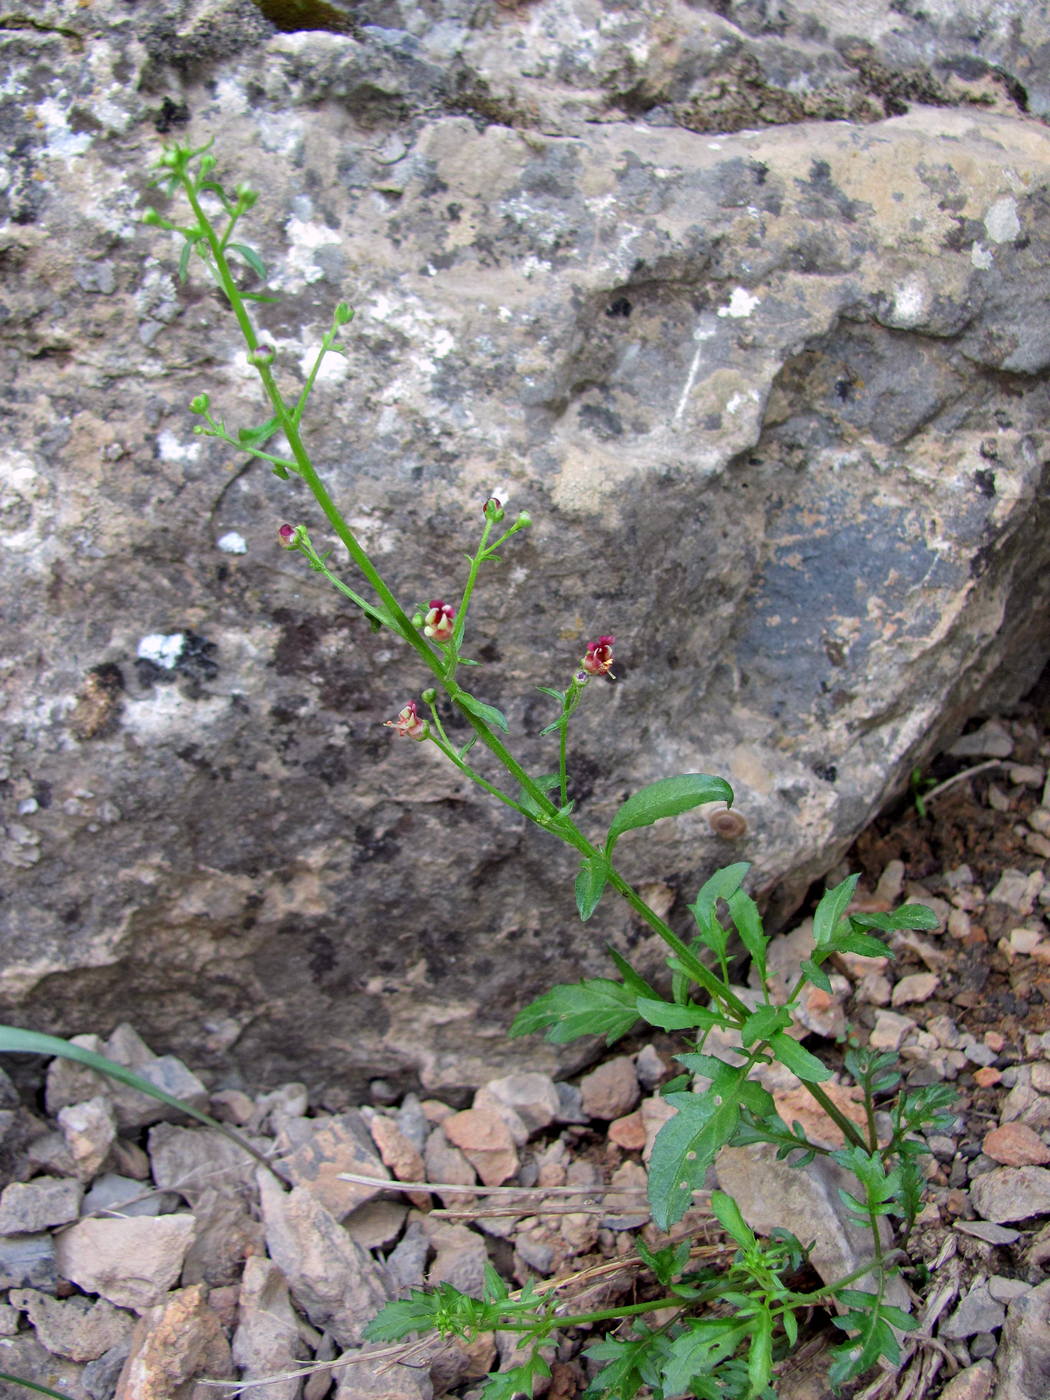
[
  {"x1": 1, "y1": 1, "x2": 1049, "y2": 1091},
  {"x1": 256, "y1": 1172, "x2": 391, "y2": 1346},
  {"x1": 231, "y1": 1256, "x2": 305, "y2": 1400},
  {"x1": 115, "y1": 1283, "x2": 234, "y2": 1400},
  {"x1": 54, "y1": 1214, "x2": 198, "y2": 1311}
]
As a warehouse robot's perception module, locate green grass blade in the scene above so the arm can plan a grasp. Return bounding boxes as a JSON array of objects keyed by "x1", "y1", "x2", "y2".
[
  {"x1": 0, "y1": 1372, "x2": 79, "y2": 1400},
  {"x1": 0, "y1": 1026, "x2": 278, "y2": 1176}
]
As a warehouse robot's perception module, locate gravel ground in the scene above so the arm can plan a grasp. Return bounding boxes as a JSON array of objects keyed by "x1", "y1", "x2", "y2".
[{"x1": 0, "y1": 699, "x2": 1047, "y2": 1400}]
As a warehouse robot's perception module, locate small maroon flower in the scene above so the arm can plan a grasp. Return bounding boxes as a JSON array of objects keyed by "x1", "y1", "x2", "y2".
[
  {"x1": 278, "y1": 523, "x2": 298, "y2": 549},
  {"x1": 423, "y1": 599, "x2": 456, "y2": 643},
  {"x1": 384, "y1": 701, "x2": 428, "y2": 740},
  {"x1": 581, "y1": 634, "x2": 615, "y2": 678}
]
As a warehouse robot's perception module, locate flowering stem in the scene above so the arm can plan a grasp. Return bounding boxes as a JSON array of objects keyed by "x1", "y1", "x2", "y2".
[{"x1": 166, "y1": 149, "x2": 749, "y2": 1018}]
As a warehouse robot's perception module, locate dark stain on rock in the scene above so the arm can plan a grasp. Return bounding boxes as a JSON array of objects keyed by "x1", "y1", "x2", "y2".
[
  {"x1": 250, "y1": 0, "x2": 356, "y2": 35},
  {"x1": 153, "y1": 97, "x2": 190, "y2": 133},
  {"x1": 974, "y1": 468, "x2": 997, "y2": 498},
  {"x1": 352, "y1": 822, "x2": 401, "y2": 866},
  {"x1": 308, "y1": 931, "x2": 337, "y2": 980}
]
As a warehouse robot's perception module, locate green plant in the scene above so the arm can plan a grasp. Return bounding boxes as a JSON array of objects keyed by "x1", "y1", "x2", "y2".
[
  {"x1": 141, "y1": 141, "x2": 954, "y2": 1398},
  {"x1": 908, "y1": 766, "x2": 937, "y2": 820}
]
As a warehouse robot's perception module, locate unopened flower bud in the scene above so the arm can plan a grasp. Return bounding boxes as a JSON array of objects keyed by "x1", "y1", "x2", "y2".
[
  {"x1": 384, "y1": 701, "x2": 428, "y2": 740},
  {"x1": 423, "y1": 600, "x2": 456, "y2": 643},
  {"x1": 278, "y1": 523, "x2": 299, "y2": 549},
  {"x1": 516, "y1": 511, "x2": 532, "y2": 527},
  {"x1": 580, "y1": 634, "x2": 615, "y2": 678},
  {"x1": 484, "y1": 497, "x2": 504, "y2": 522},
  {"x1": 421, "y1": 688, "x2": 437, "y2": 705},
  {"x1": 247, "y1": 343, "x2": 276, "y2": 369},
  {"x1": 189, "y1": 393, "x2": 210, "y2": 416}
]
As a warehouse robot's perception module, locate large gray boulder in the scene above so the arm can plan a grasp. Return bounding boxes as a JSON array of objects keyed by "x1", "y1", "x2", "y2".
[{"x1": 1, "y1": 0, "x2": 1048, "y2": 1094}]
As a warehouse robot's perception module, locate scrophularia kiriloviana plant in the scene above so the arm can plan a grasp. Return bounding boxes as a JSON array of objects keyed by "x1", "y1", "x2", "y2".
[{"x1": 143, "y1": 139, "x2": 953, "y2": 1400}]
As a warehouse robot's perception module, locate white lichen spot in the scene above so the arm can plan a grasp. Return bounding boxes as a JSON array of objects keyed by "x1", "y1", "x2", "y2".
[
  {"x1": 970, "y1": 241, "x2": 994, "y2": 270},
  {"x1": 984, "y1": 197, "x2": 1020, "y2": 244},
  {"x1": 35, "y1": 97, "x2": 92, "y2": 161},
  {"x1": 155, "y1": 430, "x2": 201, "y2": 464},
  {"x1": 280, "y1": 217, "x2": 343, "y2": 288},
  {"x1": 891, "y1": 277, "x2": 928, "y2": 326},
  {"x1": 217, "y1": 532, "x2": 247, "y2": 555},
  {"x1": 717, "y1": 287, "x2": 760, "y2": 319},
  {"x1": 137, "y1": 634, "x2": 186, "y2": 670}
]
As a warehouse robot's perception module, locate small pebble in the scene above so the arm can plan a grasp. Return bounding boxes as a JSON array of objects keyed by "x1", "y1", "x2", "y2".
[
  {"x1": 607, "y1": 1111, "x2": 646, "y2": 1152},
  {"x1": 1009, "y1": 764, "x2": 1045, "y2": 787},
  {"x1": 973, "y1": 1067, "x2": 1002, "y2": 1088},
  {"x1": 987, "y1": 783, "x2": 1012, "y2": 812}
]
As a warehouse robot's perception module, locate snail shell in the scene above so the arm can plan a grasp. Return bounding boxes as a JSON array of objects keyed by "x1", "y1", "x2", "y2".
[{"x1": 707, "y1": 808, "x2": 748, "y2": 840}]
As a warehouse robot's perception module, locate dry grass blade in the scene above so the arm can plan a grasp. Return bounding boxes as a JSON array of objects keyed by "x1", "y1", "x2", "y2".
[{"x1": 337, "y1": 1170, "x2": 651, "y2": 1198}]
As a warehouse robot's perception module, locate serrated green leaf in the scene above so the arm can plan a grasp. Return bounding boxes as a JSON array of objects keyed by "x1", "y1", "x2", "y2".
[
  {"x1": 710, "y1": 1189, "x2": 756, "y2": 1250},
  {"x1": 648, "y1": 1081, "x2": 744, "y2": 1230},
  {"x1": 363, "y1": 1291, "x2": 441, "y2": 1342},
  {"x1": 850, "y1": 903, "x2": 939, "y2": 932},
  {"x1": 606, "y1": 775, "x2": 734, "y2": 856},
  {"x1": 736, "y1": 1079, "x2": 776, "y2": 1118},
  {"x1": 457, "y1": 694, "x2": 509, "y2": 732},
  {"x1": 509, "y1": 978, "x2": 639, "y2": 1046},
  {"x1": 812, "y1": 873, "x2": 860, "y2": 947},
  {"x1": 227, "y1": 241, "x2": 267, "y2": 278},
  {"x1": 747, "y1": 1307, "x2": 774, "y2": 1399},
  {"x1": 584, "y1": 1333, "x2": 664, "y2": 1400},
  {"x1": 799, "y1": 957, "x2": 832, "y2": 993},
  {"x1": 238, "y1": 415, "x2": 280, "y2": 447},
  {"x1": 659, "y1": 1317, "x2": 750, "y2": 1395},
  {"x1": 689, "y1": 862, "x2": 750, "y2": 926},
  {"x1": 482, "y1": 1259, "x2": 508, "y2": 1302},
  {"x1": 575, "y1": 853, "x2": 609, "y2": 921},
  {"x1": 481, "y1": 1351, "x2": 551, "y2": 1400},
  {"x1": 833, "y1": 931, "x2": 890, "y2": 958},
  {"x1": 636, "y1": 998, "x2": 721, "y2": 1032},
  {"x1": 767, "y1": 1031, "x2": 831, "y2": 1083},
  {"x1": 728, "y1": 888, "x2": 767, "y2": 980},
  {"x1": 741, "y1": 1004, "x2": 791, "y2": 1047},
  {"x1": 607, "y1": 949, "x2": 658, "y2": 1000}
]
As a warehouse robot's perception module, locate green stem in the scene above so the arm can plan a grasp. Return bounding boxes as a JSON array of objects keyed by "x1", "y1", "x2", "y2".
[
  {"x1": 449, "y1": 516, "x2": 495, "y2": 673},
  {"x1": 559, "y1": 717, "x2": 569, "y2": 808},
  {"x1": 797, "y1": 1080, "x2": 869, "y2": 1154}
]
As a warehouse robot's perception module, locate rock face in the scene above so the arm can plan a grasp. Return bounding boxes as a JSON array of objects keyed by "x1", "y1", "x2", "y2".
[{"x1": 1, "y1": 1, "x2": 1049, "y2": 1091}]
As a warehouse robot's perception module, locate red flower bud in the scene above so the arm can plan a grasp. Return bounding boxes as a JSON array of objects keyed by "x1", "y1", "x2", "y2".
[{"x1": 278, "y1": 523, "x2": 298, "y2": 549}]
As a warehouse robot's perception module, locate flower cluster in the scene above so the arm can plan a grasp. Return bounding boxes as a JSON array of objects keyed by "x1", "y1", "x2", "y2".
[
  {"x1": 423, "y1": 600, "x2": 456, "y2": 643},
  {"x1": 384, "y1": 701, "x2": 428, "y2": 740},
  {"x1": 580, "y1": 635, "x2": 615, "y2": 678}
]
